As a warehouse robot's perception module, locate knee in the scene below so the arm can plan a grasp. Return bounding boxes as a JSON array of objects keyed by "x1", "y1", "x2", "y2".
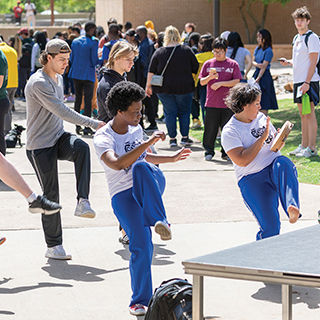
[
  {"x1": 133, "y1": 161, "x2": 149, "y2": 176},
  {"x1": 273, "y1": 156, "x2": 294, "y2": 171},
  {"x1": 74, "y1": 139, "x2": 90, "y2": 154}
]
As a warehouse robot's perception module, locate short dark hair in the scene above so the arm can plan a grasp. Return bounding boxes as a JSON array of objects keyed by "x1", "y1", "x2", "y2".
[
  {"x1": 188, "y1": 32, "x2": 200, "y2": 47},
  {"x1": 199, "y1": 34, "x2": 213, "y2": 52},
  {"x1": 71, "y1": 27, "x2": 81, "y2": 35},
  {"x1": 124, "y1": 21, "x2": 132, "y2": 30},
  {"x1": 212, "y1": 37, "x2": 227, "y2": 51},
  {"x1": 108, "y1": 23, "x2": 120, "y2": 36},
  {"x1": 107, "y1": 18, "x2": 117, "y2": 26},
  {"x1": 136, "y1": 26, "x2": 147, "y2": 36},
  {"x1": 84, "y1": 21, "x2": 96, "y2": 33},
  {"x1": 106, "y1": 81, "x2": 146, "y2": 118},
  {"x1": 225, "y1": 83, "x2": 261, "y2": 114},
  {"x1": 292, "y1": 6, "x2": 311, "y2": 20}
]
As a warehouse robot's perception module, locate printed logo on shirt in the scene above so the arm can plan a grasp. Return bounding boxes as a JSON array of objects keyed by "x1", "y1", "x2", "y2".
[
  {"x1": 206, "y1": 67, "x2": 233, "y2": 73},
  {"x1": 251, "y1": 126, "x2": 273, "y2": 144},
  {"x1": 123, "y1": 139, "x2": 146, "y2": 174}
]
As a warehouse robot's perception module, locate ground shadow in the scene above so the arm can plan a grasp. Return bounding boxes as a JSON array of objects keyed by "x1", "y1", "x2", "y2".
[
  {"x1": 252, "y1": 283, "x2": 320, "y2": 309},
  {"x1": 0, "y1": 310, "x2": 15, "y2": 315},
  {"x1": 42, "y1": 259, "x2": 128, "y2": 282},
  {"x1": 115, "y1": 244, "x2": 175, "y2": 266},
  {"x1": 0, "y1": 181, "x2": 15, "y2": 192}
]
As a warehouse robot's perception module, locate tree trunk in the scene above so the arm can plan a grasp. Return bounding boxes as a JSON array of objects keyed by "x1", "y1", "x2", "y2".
[{"x1": 239, "y1": 0, "x2": 250, "y2": 43}]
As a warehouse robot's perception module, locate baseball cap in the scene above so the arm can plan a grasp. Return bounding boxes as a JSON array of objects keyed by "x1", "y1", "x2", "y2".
[
  {"x1": 45, "y1": 39, "x2": 71, "y2": 54},
  {"x1": 18, "y1": 27, "x2": 29, "y2": 35}
]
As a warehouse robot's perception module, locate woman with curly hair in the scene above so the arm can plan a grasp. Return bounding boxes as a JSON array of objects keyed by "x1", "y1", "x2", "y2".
[
  {"x1": 94, "y1": 81, "x2": 191, "y2": 316},
  {"x1": 221, "y1": 83, "x2": 300, "y2": 240}
]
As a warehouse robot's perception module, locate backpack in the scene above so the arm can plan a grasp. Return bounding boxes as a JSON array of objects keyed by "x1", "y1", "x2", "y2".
[
  {"x1": 19, "y1": 41, "x2": 33, "y2": 68},
  {"x1": 145, "y1": 278, "x2": 192, "y2": 320},
  {"x1": 292, "y1": 30, "x2": 320, "y2": 76}
]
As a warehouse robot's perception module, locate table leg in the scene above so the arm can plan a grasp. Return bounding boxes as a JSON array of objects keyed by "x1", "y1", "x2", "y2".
[
  {"x1": 192, "y1": 275, "x2": 204, "y2": 320},
  {"x1": 282, "y1": 284, "x2": 292, "y2": 320}
]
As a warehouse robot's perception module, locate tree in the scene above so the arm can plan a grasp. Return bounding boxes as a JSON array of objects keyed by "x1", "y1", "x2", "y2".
[{"x1": 237, "y1": 0, "x2": 293, "y2": 43}]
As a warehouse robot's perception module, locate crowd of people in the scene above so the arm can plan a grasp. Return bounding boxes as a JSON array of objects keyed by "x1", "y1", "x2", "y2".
[{"x1": 0, "y1": 4, "x2": 318, "y2": 317}]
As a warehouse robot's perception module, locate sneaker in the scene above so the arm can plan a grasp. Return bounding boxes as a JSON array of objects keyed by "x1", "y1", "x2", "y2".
[
  {"x1": 82, "y1": 127, "x2": 95, "y2": 136},
  {"x1": 296, "y1": 147, "x2": 318, "y2": 158},
  {"x1": 191, "y1": 119, "x2": 202, "y2": 129},
  {"x1": 76, "y1": 125, "x2": 82, "y2": 135},
  {"x1": 205, "y1": 154, "x2": 213, "y2": 161},
  {"x1": 221, "y1": 154, "x2": 231, "y2": 161},
  {"x1": 74, "y1": 198, "x2": 96, "y2": 218},
  {"x1": 156, "y1": 116, "x2": 165, "y2": 124},
  {"x1": 129, "y1": 304, "x2": 146, "y2": 316},
  {"x1": 289, "y1": 144, "x2": 305, "y2": 156},
  {"x1": 66, "y1": 95, "x2": 75, "y2": 102},
  {"x1": 155, "y1": 221, "x2": 172, "y2": 241},
  {"x1": 29, "y1": 195, "x2": 62, "y2": 215},
  {"x1": 181, "y1": 137, "x2": 193, "y2": 146},
  {"x1": 0, "y1": 237, "x2": 6, "y2": 246},
  {"x1": 144, "y1": 125, "x2": 158, "y2": 132},
  {"x1": 119, "y1": 234, "x2": 130, "y2": 245},
  {"x1": 45, "y1": 245, "x2": 72, "y2": 260},
  {"x1": 170, "y1": 138, "x2": 177, "y2": 147}
]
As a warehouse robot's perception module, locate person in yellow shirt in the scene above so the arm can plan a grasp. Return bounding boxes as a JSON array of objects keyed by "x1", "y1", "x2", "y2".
[{"x1": 0, "y1": 38, "x2": 18, "y2": 135}]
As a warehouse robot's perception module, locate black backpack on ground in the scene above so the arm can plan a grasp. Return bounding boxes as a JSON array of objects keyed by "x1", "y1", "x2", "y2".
[
  {"x1": 19, "y1": 41, "x2": 33, "y2": 68},
  {"x1": 145, "y1": 278, "x2": 192, "y2": 320}
]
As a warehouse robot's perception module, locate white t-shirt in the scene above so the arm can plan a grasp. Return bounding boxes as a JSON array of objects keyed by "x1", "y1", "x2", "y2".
[
  {"x1": 25, "y1": 3, "x2": 36, "y2": 17},
  {"x1": 292, "y1": 31, "x2": 320, "y2": 83},
  {"x1": 221, "y1": 112, "x2": 280, "y2": 181},
  {"x1": 94, "y1": 122, "x2": 147, "y2": 198}
]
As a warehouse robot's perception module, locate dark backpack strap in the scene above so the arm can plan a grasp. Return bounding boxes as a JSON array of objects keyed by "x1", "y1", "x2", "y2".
[
  {"x1": 292, "y1": 34, "x2": 298, "y2": 46},
  {"x1": 304, "y1": 30, "x2": 314, "y2": 48}
]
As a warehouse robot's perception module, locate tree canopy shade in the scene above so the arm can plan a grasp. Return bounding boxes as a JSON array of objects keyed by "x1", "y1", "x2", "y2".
[
  {"x1": 220, "y1": 0, "x2": 293, "y2": 43},
  {"x1": 0, "y1": 0, "x2": 95, "y2": 14}
]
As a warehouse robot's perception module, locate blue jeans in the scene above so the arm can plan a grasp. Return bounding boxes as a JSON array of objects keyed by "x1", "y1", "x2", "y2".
[{"x1": 157, "y1": 92, "x2": 193, "y2": 139}]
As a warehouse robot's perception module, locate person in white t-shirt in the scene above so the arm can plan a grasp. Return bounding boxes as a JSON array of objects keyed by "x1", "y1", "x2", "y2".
[
  {"x1": 93, "y1": 81, "x2": 191, "y2": 317},
  {"x1": 280, "y1": 6, "x2": 319, "y2": 158},
  {"x1": 221, "y1": 83, "x2": 300, "y2": 240},
  {"x1": 25, "y1": 0, "x2": 36, "y2": 27}
]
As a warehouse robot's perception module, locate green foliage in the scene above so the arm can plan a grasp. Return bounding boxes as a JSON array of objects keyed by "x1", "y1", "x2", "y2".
[
  {"x1": 0, "y1": 0, "x2": 95, "y2": 14},
  {"x1": 189, "y1": 99, "x2": 320, "y2": 185}
]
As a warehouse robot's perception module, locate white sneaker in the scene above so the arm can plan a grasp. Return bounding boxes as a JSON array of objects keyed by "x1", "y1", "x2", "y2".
[
  {"x1": 155, "y1": 221, "x2": 172, "y2": 241},
  {"x1": 129, "y1": 304, "x2": 147, "y2": 316},
  {"x1": 205, "y1": 154, "x2": 213, "y2": 161},
  {"x1": 74, "y1": 198, "x2": 96, "y2": 218},
  {"x1": 45, "y1": 245, "x2": 72, "y2": 260},
  {"x1": 289, "y1": 144, "x2": 305, "y2": 156},
  {"x1": 296, "y1": 147, "x2": 318, "y2": 158}
]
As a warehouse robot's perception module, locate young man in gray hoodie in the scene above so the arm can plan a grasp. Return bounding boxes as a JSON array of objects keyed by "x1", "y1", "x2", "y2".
[{"x1": 25, "y1": 39, "x2": 105, "y2": 260}]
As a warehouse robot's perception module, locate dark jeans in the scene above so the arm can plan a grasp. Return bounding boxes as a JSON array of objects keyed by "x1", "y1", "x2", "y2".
[
  {"x1": 73, "y1": 79, "x2": 94, "y2": 118},
  {"x1": 157, "y1": 92, "x2": 193, "y2": 139},
  {"x1": 4, "y1": 88, "x2": 16, "y2": 135},
  {"x1": 0, "y1": 97, "x2": 10, "y2": 155},
  {"x1": 63, "y1": 73, "x2": 75, "y2": 95},
  {"x1": 203, "y1": 107, "x2": 233, "y2": 156},
  {"x1": 18, "y1": 66, "x2": 30, "y2": 99},
  {"x1": 26, "y1": 132, "x2": 91, "y2": 247}
]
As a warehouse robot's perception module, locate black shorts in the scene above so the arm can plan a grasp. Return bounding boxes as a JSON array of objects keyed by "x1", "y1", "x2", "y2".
[{"x1": 293, "y1": 81, "x2": 319, "y2": 104}]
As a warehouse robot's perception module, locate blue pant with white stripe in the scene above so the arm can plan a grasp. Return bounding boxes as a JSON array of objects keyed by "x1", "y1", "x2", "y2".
[
  {"x1": 238, "y1": 156, "x2": 300, "y2": 240},
  {"x1": 111, "y1": 161, "x2": 168, "y2": 307}
]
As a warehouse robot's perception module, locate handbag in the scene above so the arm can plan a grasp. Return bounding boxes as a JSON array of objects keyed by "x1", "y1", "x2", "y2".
[{"x1": 150, "y1": 45, "x2": 177, "y2": 87}]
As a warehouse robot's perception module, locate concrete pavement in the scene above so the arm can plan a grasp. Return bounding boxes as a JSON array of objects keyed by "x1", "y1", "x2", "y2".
[{"x1": 1, "y1": 71, "x2": 320, "y2": 319}]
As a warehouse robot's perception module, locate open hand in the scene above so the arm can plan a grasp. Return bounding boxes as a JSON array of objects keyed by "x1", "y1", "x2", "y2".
[{"x1": 171, "y1": 147, "x2": 192, "y2": 162}]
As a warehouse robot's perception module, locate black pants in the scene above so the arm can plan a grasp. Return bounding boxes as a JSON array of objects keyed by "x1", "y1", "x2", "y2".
[
  {"x1": 0, "y1": 97, "x2": 10, "y2": 155},
  {"x1": 27, "y1": 132, "x2": 91, "y2": 247},
  {"x1": 18, "y1": 66, "x2": 30, "y2": 99},
  {"x1": 73, "y1": 79, "x2": 94, "y2": 118},
  {"x1": 140, "y1": 76, "x2": 157, "y2": 127},
  {"x1": 203, "y1": 107, "x2": 233, "y2": 156}
]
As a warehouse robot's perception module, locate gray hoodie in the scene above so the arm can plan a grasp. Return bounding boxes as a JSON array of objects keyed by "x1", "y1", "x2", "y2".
[{"x1": 26, "y1": 69, "x2": 99, "y2": 150}]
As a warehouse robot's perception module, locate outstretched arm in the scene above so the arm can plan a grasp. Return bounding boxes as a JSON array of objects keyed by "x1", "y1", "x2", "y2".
[{"x1": 146, "y1": 147, "x2": 191, "y2": 164}]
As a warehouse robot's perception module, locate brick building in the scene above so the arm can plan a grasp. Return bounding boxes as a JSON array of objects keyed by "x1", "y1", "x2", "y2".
[{"x1": 96, "y1": 0, "x2": 320, "y2": 44}]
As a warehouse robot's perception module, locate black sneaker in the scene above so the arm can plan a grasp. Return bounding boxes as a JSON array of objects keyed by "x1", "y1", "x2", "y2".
[
  {"x1": 83, "y1": 127, "x2": 95, "y2": 135},
  {"x1": 76, "y1": 125, "x2": 82, "y2": 135},
  {"x1": 181, "y1": 137, "x2": 193, "y2": 146},
  {"x1": 170, "y1": 138, "x2": 177, "y2": 147},
  {"x1": 144, "y1": 125, "x2": 158, "y2": 132},
  {"x1": 29, "y1": 196, "x2": 62, "y2": 215}
]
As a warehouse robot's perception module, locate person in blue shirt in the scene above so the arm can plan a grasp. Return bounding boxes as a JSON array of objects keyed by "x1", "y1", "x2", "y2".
[
  {"x1": 101, "y1": 24, "x2": 121, "y2": 64},
  {"x1": 69, "y1": 21, "x2": 100, "y2": 135},
  {"x1": 252, "y1": 29, "x2": 278, "y2": 116}
]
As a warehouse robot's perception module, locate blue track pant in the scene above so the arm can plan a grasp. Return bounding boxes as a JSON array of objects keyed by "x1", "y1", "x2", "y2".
[
  {"x1": 111, "y1": 161, "x2": 168, "y2": 307},
  {"x1": 238, "y1": 156, "x2": 300, "y2": 240}
]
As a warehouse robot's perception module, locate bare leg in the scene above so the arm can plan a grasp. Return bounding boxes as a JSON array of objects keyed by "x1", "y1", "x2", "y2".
[
  {"x1": 0, "y1": 153, "x2": 32, "y2": 199},
  {"x1": 306, "y1": 103, "x2": 317, "y2": 150},
  {"x1": 297, "y1": 103, "x2": 309, "y2": 148}
]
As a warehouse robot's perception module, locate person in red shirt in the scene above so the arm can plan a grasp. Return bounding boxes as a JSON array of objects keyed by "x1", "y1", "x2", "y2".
[{"x1": 13, "y1": 1, "x2": 23, "y2": 26}]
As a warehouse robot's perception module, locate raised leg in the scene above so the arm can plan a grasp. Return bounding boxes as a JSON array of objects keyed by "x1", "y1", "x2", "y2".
[
  {"x1": 193, "y1": 275, "x2": 204, "y2": 320},
  {"x1": 282, "y1": 284, "x2": 292, "y2": 320}
]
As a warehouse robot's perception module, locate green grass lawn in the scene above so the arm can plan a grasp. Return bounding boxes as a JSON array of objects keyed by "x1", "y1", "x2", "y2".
[{"x1": 189, "y1": 99, "x2": 320, "y2": 185}]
